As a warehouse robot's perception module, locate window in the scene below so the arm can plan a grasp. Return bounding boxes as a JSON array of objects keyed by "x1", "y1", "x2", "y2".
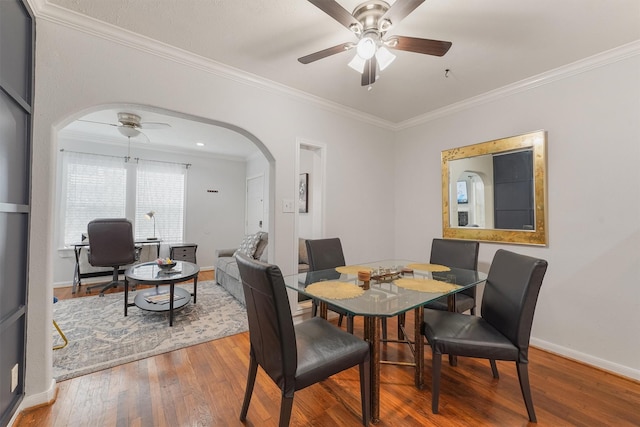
[
  {"x1": 61, "y1": 152, "x2": 127, "y2": 245},
  {"x1": 60, "y1": 151, "x2": 187, "y2": 246},
  {"x1": 135, "y1": 160, "x2": 186, "y2": 243}
]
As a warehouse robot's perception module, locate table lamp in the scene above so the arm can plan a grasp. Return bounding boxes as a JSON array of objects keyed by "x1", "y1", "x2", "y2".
[{"x1": 145, "y1": 210, "x2": 157, "y2": 240}]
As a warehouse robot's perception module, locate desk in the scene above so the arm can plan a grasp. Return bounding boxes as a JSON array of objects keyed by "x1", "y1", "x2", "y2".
[
  {"x1": 70, "y1": 239, "x2": 162, "y2": 294},
  {"x1": 284, "y1": 259, "x2": 486, "y2": 422},
  {"x1": 124, "y1": 261, "x2": 200, "y2": 326}
]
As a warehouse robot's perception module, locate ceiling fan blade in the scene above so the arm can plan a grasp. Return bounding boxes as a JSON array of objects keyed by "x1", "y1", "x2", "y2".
[
  {"x1": 139, "y1": 122, "x2": 171, "y2": 130},
  {"x1": 298, "y1": 42, "x2": 354, "y2": 64},
  {"x1": 380, "y1": 0, "x2": 425, "y2": 30},
  {"x1": 361, "y1": 56, "x2": 377, "y2": 86},
  {"x1": 387, "y1": 36, "x2": 452, "y2": 56},
  {"x1": 308, "y1": 0, "x2": 362, "y2": 32},
  {"x1": 77, "y1": 119, "x2": 117, "y2": 127}
]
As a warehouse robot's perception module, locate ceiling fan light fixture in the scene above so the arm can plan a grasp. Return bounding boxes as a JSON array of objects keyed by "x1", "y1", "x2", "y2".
[
  {"x1": 118, "y1": 125, "x2": 140, "y2": 138},
  {"x1": 376, "y1": 46, "x2": 396, "y2": 71},
  {"x1": 348, "y1": 54, "x2": 366, "y2": 73},
  {"x1": 356, "y1": 36, "x2": 377, "y2": 59}
]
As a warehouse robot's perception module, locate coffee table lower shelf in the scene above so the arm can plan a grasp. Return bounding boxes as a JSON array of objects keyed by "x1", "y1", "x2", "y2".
[{"x1": 133, "y1": 286, "x2": 192, "y2": 312}]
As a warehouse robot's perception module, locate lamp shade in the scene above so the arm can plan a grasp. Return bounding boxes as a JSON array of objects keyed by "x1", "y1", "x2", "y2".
[
  {"x1": 376, "y1": 46, "x2": 396, "y2": 71},
  {"x1": 118, "y1": 126, "x2": 140, "y2": 138},
  {"x1": 145, "y1": 211, "x2": 155, "y2": 220}
]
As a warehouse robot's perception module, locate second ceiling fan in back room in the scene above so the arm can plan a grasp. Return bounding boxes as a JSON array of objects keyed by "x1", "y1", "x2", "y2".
[
  {"x1": 298, "y1": 0, "x2": 452, "y2": 87},
  {"x1": 79, "y1": 112, "x2": 171, "y2": 142}
]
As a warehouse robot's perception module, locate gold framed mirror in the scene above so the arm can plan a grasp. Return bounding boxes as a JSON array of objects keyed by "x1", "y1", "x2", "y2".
[{"x1": 442, "y1": 130, "x2": 547, "y2": 246}]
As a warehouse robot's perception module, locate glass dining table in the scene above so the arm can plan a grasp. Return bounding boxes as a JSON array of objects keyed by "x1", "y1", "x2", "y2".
[{"x1": 283, "y1": 259, "x2": 487, "y2": 422}]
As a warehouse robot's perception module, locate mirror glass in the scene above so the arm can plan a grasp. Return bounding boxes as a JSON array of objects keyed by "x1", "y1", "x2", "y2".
[{"x1": 442, "y1": 130, "x2": 547, "y2": 246}]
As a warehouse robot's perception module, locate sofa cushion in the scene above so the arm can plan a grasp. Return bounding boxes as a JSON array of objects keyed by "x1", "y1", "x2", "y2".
[
  {"x1": 253, "y1": 232, "x2": 269, "y2": 260},
  {"x1": 299, "y1": 238, "x2": 309, "y2": 265},
  {"x1": 234, "y1": 231, "x2": 264, "y2": 258}
]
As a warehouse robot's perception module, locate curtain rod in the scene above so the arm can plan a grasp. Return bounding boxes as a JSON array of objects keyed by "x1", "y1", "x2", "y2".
[{"x1": 60, "y1": 149, "x2": 191, "y2": 168}]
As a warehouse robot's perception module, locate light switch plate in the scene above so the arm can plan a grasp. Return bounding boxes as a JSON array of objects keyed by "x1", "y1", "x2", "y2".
[
  {"x1": 282, "y1": 199, "x2": 295, "y2": 213},
  {"x1": 11, "y1": 364, "x2": 18, "y2": 392}
]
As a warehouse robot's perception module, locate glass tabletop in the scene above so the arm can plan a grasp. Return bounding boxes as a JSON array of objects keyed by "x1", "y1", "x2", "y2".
[
  {"x1": 284, "y1": 259, "x2": 487, "y2": 317},
  {"x1": 125, "y1": 261, "x2": 199, "y2": 284}
]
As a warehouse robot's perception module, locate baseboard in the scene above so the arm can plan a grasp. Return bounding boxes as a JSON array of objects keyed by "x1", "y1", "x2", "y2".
[
  {"x1": 531, "y1": 337, "x2": 639, "y2": 381},
  {"x1": 11, "y1": 378, "x2": 57, "y2": 426}
]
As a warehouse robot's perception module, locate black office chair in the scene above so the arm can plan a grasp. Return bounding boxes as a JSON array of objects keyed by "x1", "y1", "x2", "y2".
[
  {"x1": 384, "y1": 238, "x2": 479, "y2": 339},
  {"x1": 305, "y1": 238, "x2": 354, "y2": 333},
  {"x1": 236, "y1": 253, "x2": 371, "y2": 426},
  {"x1": 421, "y1": 249, "x2": 548, "y2": 422},
  {"x1": 85, "y1": 218, "x2": 138, "y2": 296}
]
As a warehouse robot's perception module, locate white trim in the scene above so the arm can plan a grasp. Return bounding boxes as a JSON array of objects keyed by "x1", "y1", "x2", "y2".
[
  {"x1": 15, "y1": 378, "x2": 57, "y2": 419},
  {"x1": 531, "y1": 337, "x2": 640, "y2": 381},
  {"x1": 398, "y1": 40, "x2": 640, "y2": 129}
]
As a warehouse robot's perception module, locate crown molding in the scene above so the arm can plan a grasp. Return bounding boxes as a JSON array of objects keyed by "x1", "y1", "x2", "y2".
[
  {"x1": 396, "y1": 40, "x2": 640, "y2": 130},
  {"x1": 33, "y1": 0, "x2": 396, "y2": 130},
  {"x1": 32, "y1": 1, "x2": 640, "y2": 133}
]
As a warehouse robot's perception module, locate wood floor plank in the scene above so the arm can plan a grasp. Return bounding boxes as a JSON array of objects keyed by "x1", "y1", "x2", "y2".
[{"x1": 20, "y1": 274, "x2": 640, "y2": 426}]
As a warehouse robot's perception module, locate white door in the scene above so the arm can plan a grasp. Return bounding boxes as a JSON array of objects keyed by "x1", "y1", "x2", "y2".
[{"x1": 246, "y1": 175, "x2": 264, "y2": 234}]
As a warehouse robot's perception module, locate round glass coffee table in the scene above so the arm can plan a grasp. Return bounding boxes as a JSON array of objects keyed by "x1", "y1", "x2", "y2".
[{"x1": 124, "y1": 261, "x2": 200, "y2": 326}]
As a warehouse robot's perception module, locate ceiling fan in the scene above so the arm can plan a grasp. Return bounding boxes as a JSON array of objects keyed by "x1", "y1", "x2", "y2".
[
  {"x1": 298, "y1": 0, "x2": 452, "y2": 86},
  {"x1": 79, "y1": 112, "x2": 171, "y2": 140}
]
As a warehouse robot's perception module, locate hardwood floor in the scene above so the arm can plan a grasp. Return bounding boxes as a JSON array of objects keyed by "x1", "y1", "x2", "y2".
[{"x1": 21, "y1": 273, "x2": 640, "y2": 426}]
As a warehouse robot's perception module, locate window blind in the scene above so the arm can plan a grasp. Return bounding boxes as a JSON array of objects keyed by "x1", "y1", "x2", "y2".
[
  {"x1": 135, "y1": 160, "x2": 186, "y2": 243},
  {"x1": 62, "y1": 151, "x2": 127, "y2": 245}
]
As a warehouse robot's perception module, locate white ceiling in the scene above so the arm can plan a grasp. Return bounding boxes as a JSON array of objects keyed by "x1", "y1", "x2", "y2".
[{"x1": 47, "y1": 0, "x2": 640, "y2": 156}]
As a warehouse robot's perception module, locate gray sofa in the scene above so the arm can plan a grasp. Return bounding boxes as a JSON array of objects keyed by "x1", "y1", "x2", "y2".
[{"x1": 215, "y1": 232, "x2": 309, "y2": 305}]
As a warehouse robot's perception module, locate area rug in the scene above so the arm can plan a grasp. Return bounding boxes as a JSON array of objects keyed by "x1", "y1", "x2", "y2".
[{"x1": 52, "y1": 280, "x2": 247, "y2": 381}]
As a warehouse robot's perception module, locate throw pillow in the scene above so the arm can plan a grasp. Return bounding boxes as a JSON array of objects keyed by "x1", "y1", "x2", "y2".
[
  {"x1": 253, "y1": 232, "x2": 268, "y2": 260},
  {"x1": 234, "y1": 232, "x2": 264, "y2": 258}
]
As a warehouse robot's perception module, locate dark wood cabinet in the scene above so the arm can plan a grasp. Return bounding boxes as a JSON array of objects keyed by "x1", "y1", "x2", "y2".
[{"x1": 170, "y1": 244, "x2": 198, "y2": 264}]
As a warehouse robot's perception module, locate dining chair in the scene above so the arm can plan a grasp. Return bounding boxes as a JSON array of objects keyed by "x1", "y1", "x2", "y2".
[
  {"x1": 86, "y1": 218, "x2": 138, "y2": 296},
  {"x1": 421, "y1": 249, "x2": 548, "y2": 422},
  {"x1": 305, "y1": 237, "x2": 355, "y2": 333},
  {"x1": 236, "y1": 253, "x2": 371, "y2": 426},
  {"x1": 383, "y1": 238, "x2": 479, "y2": 339},
  {"x1": 424, "y1": 238, "x2": 480, "y2": 313}
]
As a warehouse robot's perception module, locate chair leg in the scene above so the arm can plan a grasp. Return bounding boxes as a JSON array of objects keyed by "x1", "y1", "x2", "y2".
[
  {"x1": 240, "y1": 355, "x2": 258, "y2": 421},
  {"x1": 397, "y1": 313, "x2": 406, "y2": 340},
  {"x1": 490, "y1": 359, "x2": 500, "y2": 378},
  {"x1": 338, "y1": 314, "x2": 344, "y2": 327},
  {"x1": 431, "y1": 352, "x2": 442, "y2": 414},
  {"x1": 279, "y1": 395, "x2": 294, "y2": 427},
  {"x1": 359, "y1": 357, "x2": 371, "y2": 426},
  {"x1": 86, "y1": 266, "x2": 121, "y2": 296},
  {"x1": 312, "y1": 300, "x2": 318, "y2": 317},
  {"x1": 347, "y1": 316, "x2": 354, "y2": 334},
  {"x1": 516, "y1": 362, "x2": 537, "y2": 423},
  {"x1": 52, "y1": 320, "x2": 68, "y2": 350},
  {"x1": 381, "y1": 318, "x2": 387, "y2": 340}
]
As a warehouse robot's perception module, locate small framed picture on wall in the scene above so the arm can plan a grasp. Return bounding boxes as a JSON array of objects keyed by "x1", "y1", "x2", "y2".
[{"x1": 299, "y1": 173, "x2": 309, "y2": 213}]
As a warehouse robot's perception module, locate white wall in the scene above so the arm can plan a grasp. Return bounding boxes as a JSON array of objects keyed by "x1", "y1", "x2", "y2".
[
  {"x1": 25, "y1": 18, "x2": 396, "y2": 407},
  {"x1": 394, "y1": 50, "x2": 640, "y2": 379}
]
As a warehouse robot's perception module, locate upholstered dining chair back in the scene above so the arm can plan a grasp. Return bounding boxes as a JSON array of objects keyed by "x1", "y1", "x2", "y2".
[
  {"x1": 482, "y1": 249, "x2": 548, "y2": 362},
  {"x1": 86, "y1": 218, "x2": 137, "y2": 295},
  {"x1": 236, "y1": 253, "x2": 371, "y2": 426},
  {"x1": 429, "y1": 238, "x2": 479, "y2": 270},
  {"x1": 426, "y1": 238, "x2": 480, "y2": 314},
  {"x1": 421, "y1": 249, "x2": 548, "y2": 422},
  {"x1": 305, "y1": 237, "x2": 346, "y2": 271},
  {"x1": 304, "y1": 238, "x2": 352, "y2": 331}
]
